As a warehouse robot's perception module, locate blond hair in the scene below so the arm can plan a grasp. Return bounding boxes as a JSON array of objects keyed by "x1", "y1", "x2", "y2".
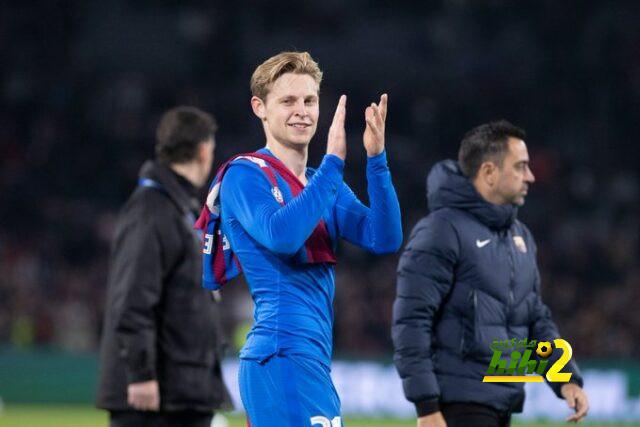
[{"x1": 250, "y1": 51, "x2": 323, "y2": 101}]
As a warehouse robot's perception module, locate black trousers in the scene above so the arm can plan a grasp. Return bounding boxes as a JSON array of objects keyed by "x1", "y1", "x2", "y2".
[
  {"x1": 109, "y1": 410, "x2": 213, "y2": 427},
  {"x1": 441, "y1": 402, "x2": 511, "y2": 427}
]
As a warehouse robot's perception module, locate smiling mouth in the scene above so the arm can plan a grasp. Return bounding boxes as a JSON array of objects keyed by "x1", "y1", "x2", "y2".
[{"x1": 288, "y1": 123, "x2": 311, "y2": 129}]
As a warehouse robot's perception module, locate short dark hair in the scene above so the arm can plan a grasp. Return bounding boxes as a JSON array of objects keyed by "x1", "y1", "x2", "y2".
[
  {"x1": 155, "y1": 106, "x2": 217, "y2": 164},
  {"x1": 458, "y1": 119, "x2": 526, "y2": 178}
]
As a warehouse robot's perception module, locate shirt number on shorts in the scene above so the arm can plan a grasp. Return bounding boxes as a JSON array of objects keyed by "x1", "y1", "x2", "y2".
[{"x1": 310, "y1": 416, "x2": 341, "y2": 427}]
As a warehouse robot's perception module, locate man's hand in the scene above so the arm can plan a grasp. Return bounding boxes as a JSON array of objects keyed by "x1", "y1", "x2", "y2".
[
  {"x1": 417, "y1": 411, "x2": 447, "y2": 427},
  {"x1": 561, "y1": 382, "x2": 589, "y2": 422},
  {"x1": 127, "y1": 380, "x2": 160, "y2": 411},
  {"x1": 327, "y1": 95, "x2": 347, "y2": 160},
  {"x1": 363, "y1": 93, "x2": 388, "y2": 157}
]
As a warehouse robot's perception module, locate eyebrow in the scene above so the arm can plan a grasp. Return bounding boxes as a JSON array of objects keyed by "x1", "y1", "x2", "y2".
[{"x1": 278, "y1": 94, "x2": 318, "y2": 101}]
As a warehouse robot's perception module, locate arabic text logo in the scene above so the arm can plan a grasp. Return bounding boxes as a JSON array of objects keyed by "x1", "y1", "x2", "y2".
[{"x1": 482, "y1": 338, "x2": 573, "y2": 383}]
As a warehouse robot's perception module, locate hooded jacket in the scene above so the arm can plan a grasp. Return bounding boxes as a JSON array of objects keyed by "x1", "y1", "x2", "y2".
[
  {"x1": 96, "y1": 161, "x2": 230, "y2": 412},
  {"x1": 392, "y1": 160, "x2": 583, "y2": 415}
]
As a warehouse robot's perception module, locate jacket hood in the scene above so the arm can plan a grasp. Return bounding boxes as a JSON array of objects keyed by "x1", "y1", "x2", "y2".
[
  {"x1": 139, "y1": 160, "x2": 201, "y2": 216},
  {"x1": 426, "y1": 159, "x2": 517, "y2": 230}
]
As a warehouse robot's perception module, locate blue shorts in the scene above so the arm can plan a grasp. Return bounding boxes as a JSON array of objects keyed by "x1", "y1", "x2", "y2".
[{"x1": 239, "y1": 354, "x2": 342, "y2": 427}]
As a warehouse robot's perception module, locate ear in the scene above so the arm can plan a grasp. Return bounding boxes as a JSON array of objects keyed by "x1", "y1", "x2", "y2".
[
  {"x1": 197, "y1": 138, "x2": 214, "y2": 162},
  {"x1": 479, "y1": 161, "x2": 498, "y2": 186},
  {"x1": 251, "y1": 96, "x2": 267, "y2": 121}
]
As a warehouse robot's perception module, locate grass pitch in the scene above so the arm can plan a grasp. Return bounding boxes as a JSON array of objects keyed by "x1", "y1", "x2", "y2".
[{"x1": 0, "y1": 405, "x2": 635, "y2": 426}]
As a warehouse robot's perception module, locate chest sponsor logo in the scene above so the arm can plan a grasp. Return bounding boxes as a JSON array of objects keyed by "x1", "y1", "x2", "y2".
[{"x1": 476, "y1": 238, "x2": 491, "y2": 248}]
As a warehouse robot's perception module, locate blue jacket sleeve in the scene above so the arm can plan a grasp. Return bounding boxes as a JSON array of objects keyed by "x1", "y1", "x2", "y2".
[
  {"x1": 220, "y1": 154, "x2": 344, "y2": 256},
  {"x1": 335, "y1": 150, "x2": 403, "y2": 253},
  {"x1": 392, "y1": 214, "x2": 459, "y2": 415}
]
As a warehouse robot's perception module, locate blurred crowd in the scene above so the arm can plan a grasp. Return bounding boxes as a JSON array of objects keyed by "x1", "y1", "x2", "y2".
[{"x1": 1, "y1": 0, "x2": 639, "y2": 360}]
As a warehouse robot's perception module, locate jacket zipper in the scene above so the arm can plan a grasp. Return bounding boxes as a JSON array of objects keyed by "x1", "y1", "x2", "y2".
[
  {"x1": 461, "y1": 288, "x2": 477, "y2": 357},
  {"x1": 505, "y1": 229, "x2": 515, "y2": 325}
]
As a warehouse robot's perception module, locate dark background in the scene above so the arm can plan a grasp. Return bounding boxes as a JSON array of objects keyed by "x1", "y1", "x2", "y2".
[{"x1": 1, "y1": 0, "x2": 639, "y2": 361}]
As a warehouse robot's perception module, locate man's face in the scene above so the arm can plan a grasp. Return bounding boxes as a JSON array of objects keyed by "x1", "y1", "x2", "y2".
[
  {"x1": 493, "y1": 138, "x2": 535, "y2": 206},
  {"x1": 254, "y1": 72, "x2": 319, "y2": 148}
]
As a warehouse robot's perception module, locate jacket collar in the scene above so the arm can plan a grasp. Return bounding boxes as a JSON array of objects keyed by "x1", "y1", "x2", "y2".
[
  {"x1": 138, "y1": 160, "x2": 201, "y2": 216},
  {"x1": 426, "y1": 159, "x2": 517, "y2": 230}
]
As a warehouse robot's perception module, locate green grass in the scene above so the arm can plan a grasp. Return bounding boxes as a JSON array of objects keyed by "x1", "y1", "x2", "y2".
[{"x1": 0, "y1": 405, "x2": 635, "y2": 427}]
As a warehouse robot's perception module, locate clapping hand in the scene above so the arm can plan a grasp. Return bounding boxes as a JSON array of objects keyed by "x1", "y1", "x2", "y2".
[{"x1": 363, "y1": 93, "x2": 388, "y2": 157}]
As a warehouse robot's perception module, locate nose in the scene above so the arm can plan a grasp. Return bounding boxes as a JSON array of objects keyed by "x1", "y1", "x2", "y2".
[
  {"x1": 526, "y1": 166, "x2": 535, "y2": 184},
  {"x1": 294, "y1": 99, "x2": 308, "y2": 117}
]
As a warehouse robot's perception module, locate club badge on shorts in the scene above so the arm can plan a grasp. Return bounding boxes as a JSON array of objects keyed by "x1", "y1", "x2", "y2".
[{"x1": 513, "y1": 235, "x2": 527, "y2": 253}]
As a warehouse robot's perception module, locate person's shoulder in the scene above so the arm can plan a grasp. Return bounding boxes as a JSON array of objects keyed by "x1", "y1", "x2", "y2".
[
  {"x1": 418, "y1": 208, "x2": 461, "y2": 230},
  {"x1": 406, "y1": 210, "x2": 460, "y2": 251},
  {"x1": 133, "y1": 185, "x2": 173, "y2": 207},
  {"x1": 218, "y1": 158, "x2": 277, "y2": 208},
  {"x1": 119, "y1": 187, "x2": 172, "y2": 226},
  {"x1": 223, "y1": 157, "x2": 273, "y2": 187}
]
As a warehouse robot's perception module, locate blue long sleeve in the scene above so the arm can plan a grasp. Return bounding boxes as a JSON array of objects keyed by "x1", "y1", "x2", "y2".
[
  {"x1": 217, "y1": 149, "x2": 401, "y2": 366},
  {"x1": 335, "y1": 150, "x2": 403, "y2": 253},
  {"x1": 220, "y1": 154, "x2": 344, "y2": 256}
]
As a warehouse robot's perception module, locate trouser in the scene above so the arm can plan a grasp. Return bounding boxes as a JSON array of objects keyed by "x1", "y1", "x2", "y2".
[
  {"x1": 442, "y1": 402, "x2": 511, "y2": 427},
  {"x1": 109, "y1": 409, "x2": 213, "y2": 427},
  {"x1": 239, "y1": 354, "x2": 342, "y2": 427}
]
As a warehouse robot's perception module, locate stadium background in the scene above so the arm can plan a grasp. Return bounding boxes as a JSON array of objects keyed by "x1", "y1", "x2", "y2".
[{"x1": 1, "y1": 0, "x2": 639, "y2": 424}]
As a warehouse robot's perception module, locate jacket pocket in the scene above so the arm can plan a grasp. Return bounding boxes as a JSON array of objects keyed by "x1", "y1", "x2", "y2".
[{"x1": 470, "y1": 290, "x2": 508, "y2": 360}]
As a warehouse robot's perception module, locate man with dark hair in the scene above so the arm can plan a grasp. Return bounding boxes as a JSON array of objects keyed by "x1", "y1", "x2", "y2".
[
  {"x1": 457, "y1": 120, "x2": 526, "y2": 180},
  {"x1": 97, "y1": 106, "x2": 230, "y2": 427},
  {"x1": 392, "y1": 120, "x2": 589, "y2": 426}
]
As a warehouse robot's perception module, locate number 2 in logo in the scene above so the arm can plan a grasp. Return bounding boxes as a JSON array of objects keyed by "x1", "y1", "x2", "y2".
[{"x1": 546, "y1": 338, "x2": 573, "y2": 382}]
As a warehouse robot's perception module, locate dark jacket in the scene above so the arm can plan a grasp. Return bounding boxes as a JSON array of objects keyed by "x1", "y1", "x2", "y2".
[
  {"x1": 96, "y1": 161, "x2": 230, "y2": 412},
  {"x1": 392, "y1": 160, "x2": 583, "y2": 416}
]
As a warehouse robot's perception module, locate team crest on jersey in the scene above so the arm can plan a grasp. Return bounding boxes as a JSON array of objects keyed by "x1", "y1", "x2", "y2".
[
  {"x1": 271, "y1": 186, "x2": 284, "y2": 203},
  {"x1": 513, "y1": 235, "x2": 527, "y2": 253}
]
